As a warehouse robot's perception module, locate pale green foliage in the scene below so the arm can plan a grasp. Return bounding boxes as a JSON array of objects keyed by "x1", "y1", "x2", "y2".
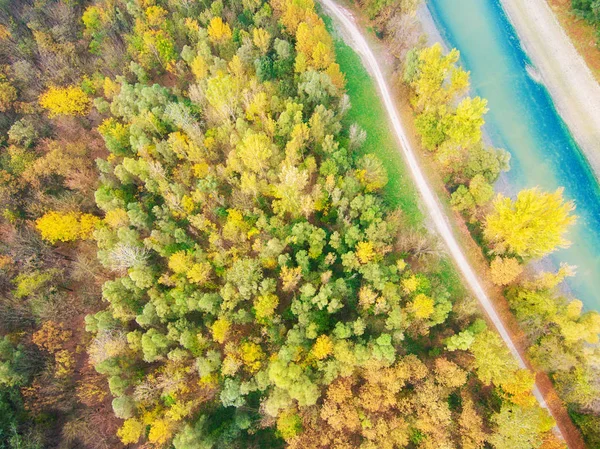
[
  {"x1": 489, "y1": 405, "x2": 554, "y2": 449},
  {"x1": 112, "y1": 396, "x2": 136, "y2": 419},
  {"x1": 445, "y1": 330, "x2": 475, "y2": 351},
  {"x1": 470, "y1": 330, "x2": 518, "y2": 386}
]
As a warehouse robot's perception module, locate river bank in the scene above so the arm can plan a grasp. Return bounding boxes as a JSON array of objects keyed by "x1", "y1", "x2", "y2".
[
  {"x1": 500, "y1": 0, "x2": 600, "y2": 180},
  {"x1": 421, "y1": 0, "x2": 600, "y2": 181},
  {"x1": 318, "y1": 1, "x2": 588, "y2": 445},
  {"x1": 425, "y1": 0, "x2": 600, "y2": 313}
]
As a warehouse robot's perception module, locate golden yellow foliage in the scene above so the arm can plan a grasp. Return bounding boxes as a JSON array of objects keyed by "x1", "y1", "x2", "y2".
[
  {"x1": 32, "y1": 321, "x2": 71, "y2": 353},
  {"x1": 80, "y1": 214, "x2": 99, "y2": 238},
  {"x1": 411, "y1": 43, "x2": 469, "y2": 114},
  {"x1": 229, "y1": 55, "x2": 246, "y2": 78},
  {"x1": 145, "y1": 5, "x2": 168, "y2": 26},
  {"x1": 253, "y1": 28, "x2": 271, "y2": 53},
  {"x1": 240, "y1": 342, "x2": 265, "y2": 372},
  {"x1": 184, "y1": 17, "x2": 200, "y2": 32},
  {"x1": 402, "y1": 275, "x2": 419, "y2": 294},
  {"x1": 117, "y1": 418, "x2": 145, "y2": 445},
  {"x1": 76, "y1": 375, "x2": 108, "y2": 407},
  {"x1": 326, "y1": 62, "x2": 346, "y2": 89},
  {"x1": 104, "y1": 208, "x2": 130, "y2": 228},
  {"x1": 165, "y1": 400, "x2": 195, "y2": 421},
  {"x1": 36, "y1": 211, "x2": 99, "y2": 243},
  {"x1": 411, "y1": 294, "x2": 435, "y2": 319},
  {"x1": 103, "y1": 77, "x2": 120, "y2": 99},
  {"x1": 54, "y1": 349, "x2": 75, "y2": 378},
  {"x1": 0, "y1": 24, "x2": 11, "y2": 40},
  {"x1": 312, "y1": 335, "x2": 333, "y2": 360},
  {"x1": 211, "y1": 318, "x2": 231, "y2": 344},
  {"x1": 235, "y1": 131, "x2": 273, "y2": 173},
  {"x1": 295, "y1": 21, "x2": 333, "y2": 70},
  {"x1": 540, "y1": 434, "x2": 567, "y2": 449},
  {"x1": 187, "y1": 262, "x2": 211, "y2": 284},
  {"x1": 190, "y1": 54, "x2": 208, "y2": 80},
  {"x1": 39, "y1": 85, "x2": 91, "y2": 117},
  {"x1": 499, "y1": 368, "x2": 536, "y2": 406},
  {"x1": 207, "y1": 17, "x2": 232, "y2": 43},
  {"x1": 489, "y1": 257, "x2": 523, "y2": 286},
  {"x1": 356, "y1": 241, "x2": 375, "y2": 264},
  {"x1": 168, "y1": 251, "x2": 193, "y2": 274},
  {"x1": 0, "y1": 79, "x2": 17, "y2": 112},
  {"x1": 275, "y1": 0, "x2": 319, "y2": 34},
  {"x1": 484, "y1": 188, "x2": 576, "y2": 259},
  {"x1": 254, "y1": 293, "x2": 279, "y2": 322},
  {"x1": 148, "y1": 419, "x2": 173, "y2": 445},
  {"x1": 277, "y1": 409, "x2": 303, "y2": 441}
]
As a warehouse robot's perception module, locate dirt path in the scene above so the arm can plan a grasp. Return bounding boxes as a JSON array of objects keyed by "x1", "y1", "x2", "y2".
[
  {"x1": 500, "y1": 0, "x2": 600, "y2": 180},
  {"x1": 319, "y1": 0, "x2": 581, "y2": 446}
]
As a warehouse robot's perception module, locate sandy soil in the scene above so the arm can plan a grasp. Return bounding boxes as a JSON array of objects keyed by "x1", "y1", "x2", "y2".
[{"x1": 500, "y1": 0, "x2": 600, "y2": 179}]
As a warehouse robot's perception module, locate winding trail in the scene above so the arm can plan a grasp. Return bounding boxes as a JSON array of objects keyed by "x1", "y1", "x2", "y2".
[{"x1": 318, "y1": 0, "x2": 567, "y2": 443}]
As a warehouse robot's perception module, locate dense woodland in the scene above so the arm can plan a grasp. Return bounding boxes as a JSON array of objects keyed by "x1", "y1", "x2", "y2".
[
  {"x1": 356, "y1": 0, "x2": 600, "y2": 446},
  {"x1": 0, "y1": 0, "x2": 595, "y2": 448}
]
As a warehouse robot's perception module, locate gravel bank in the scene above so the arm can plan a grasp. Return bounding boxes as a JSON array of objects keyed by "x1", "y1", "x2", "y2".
[{"x1": 500, "y1": 0, "x2": 600, "y2": 179}]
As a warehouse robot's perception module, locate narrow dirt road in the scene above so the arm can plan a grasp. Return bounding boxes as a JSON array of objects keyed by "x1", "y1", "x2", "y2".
[{"x1": 318, "y1": 0, "x2": 567, "y2": 442}]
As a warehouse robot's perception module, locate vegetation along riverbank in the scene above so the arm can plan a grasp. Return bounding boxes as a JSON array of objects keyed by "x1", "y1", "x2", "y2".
[{"x1": 351, "y1": 0, "x2": 600, "y2": 446}]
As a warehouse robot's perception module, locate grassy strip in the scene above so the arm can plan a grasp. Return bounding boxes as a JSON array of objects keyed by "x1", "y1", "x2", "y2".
[
  {"x1": 324, "y1": 14, "x2": 466, "y2": 297},
  {"x1": 323, "y1": 17, "x2": 423, "y2": 227}
]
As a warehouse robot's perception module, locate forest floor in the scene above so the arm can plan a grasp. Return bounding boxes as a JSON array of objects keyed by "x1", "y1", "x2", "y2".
[
  {"x1": 500, "y1": 0, "x2": 600, "y2": 180},
  {"x1": 322, "y1": 0, "x2": 586, "y2": 447}
]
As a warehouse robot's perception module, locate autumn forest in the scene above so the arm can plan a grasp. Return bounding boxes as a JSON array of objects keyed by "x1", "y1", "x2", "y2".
[{"x1": 0, "y1": 0, "x2": 598, "y2": 448}]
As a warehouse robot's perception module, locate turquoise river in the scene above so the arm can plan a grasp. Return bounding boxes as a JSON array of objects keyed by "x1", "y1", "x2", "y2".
[{"x1": 427, "y1": 0, "x2": 600, "y2": 310}]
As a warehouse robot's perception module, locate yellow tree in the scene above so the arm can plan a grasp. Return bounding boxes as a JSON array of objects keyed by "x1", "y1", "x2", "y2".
[
  {"x1": 39, "y1": 86, "x2": 91, "y2": 117},
  {"x1": 490, "y1": 257, "x2": 523, "y2": 286},
  {"x1": 411, "y1": 293, "x2": 435, "y2": 319},
  {"x1": 234, "y1": 130, "x2": 273, "y2": 174},
  {"x1": 458, "y1": 397, "x2": 487, "y2": 449},
  {"x1": 117, "y1": 419, "x2": 144, "y2": 444},
  {"x1": 253, "y1": 28, "x2": 271, "y2": 53},
  {"x1": 0, "y1": 77, "x2": 17, "y2": 112},
  {"x1": 484, "y1": 187, "x2": 576, "y2": 259},
  {"x1": 36, "y1": 211, "x2": 99, "y2": 243},
  {"x1": 410, "y1": 43, "x2": 469, "y2": 114},
  {"x1": 311, "y1": 335, "x2": 333, "y2": 360},
  {"x1": 295, "y1": 20, "x2": 334, "y2": 71},
  {"x1": 442, "y1": 96, "x2": 488, "y2": 147},
  {"x1": 207, "y1": 17, "x2": 232, "y2": 43},
  {"x1": 274, "y1": 0, "x2": 319, "y2": 34}
]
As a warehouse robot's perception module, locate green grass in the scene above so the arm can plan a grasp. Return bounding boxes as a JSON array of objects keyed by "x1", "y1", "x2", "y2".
[
  {"x1": 324, "y1": 18, "x2": 423, "y2": 228},
  {"x1": 323, "y1": 14, "x2": 467, "y2": 298}
]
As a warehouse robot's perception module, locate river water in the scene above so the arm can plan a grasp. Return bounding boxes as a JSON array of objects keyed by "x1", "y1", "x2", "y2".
[{"x1": 427, "y1": 0, "x2": 600, "y2": 311}]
